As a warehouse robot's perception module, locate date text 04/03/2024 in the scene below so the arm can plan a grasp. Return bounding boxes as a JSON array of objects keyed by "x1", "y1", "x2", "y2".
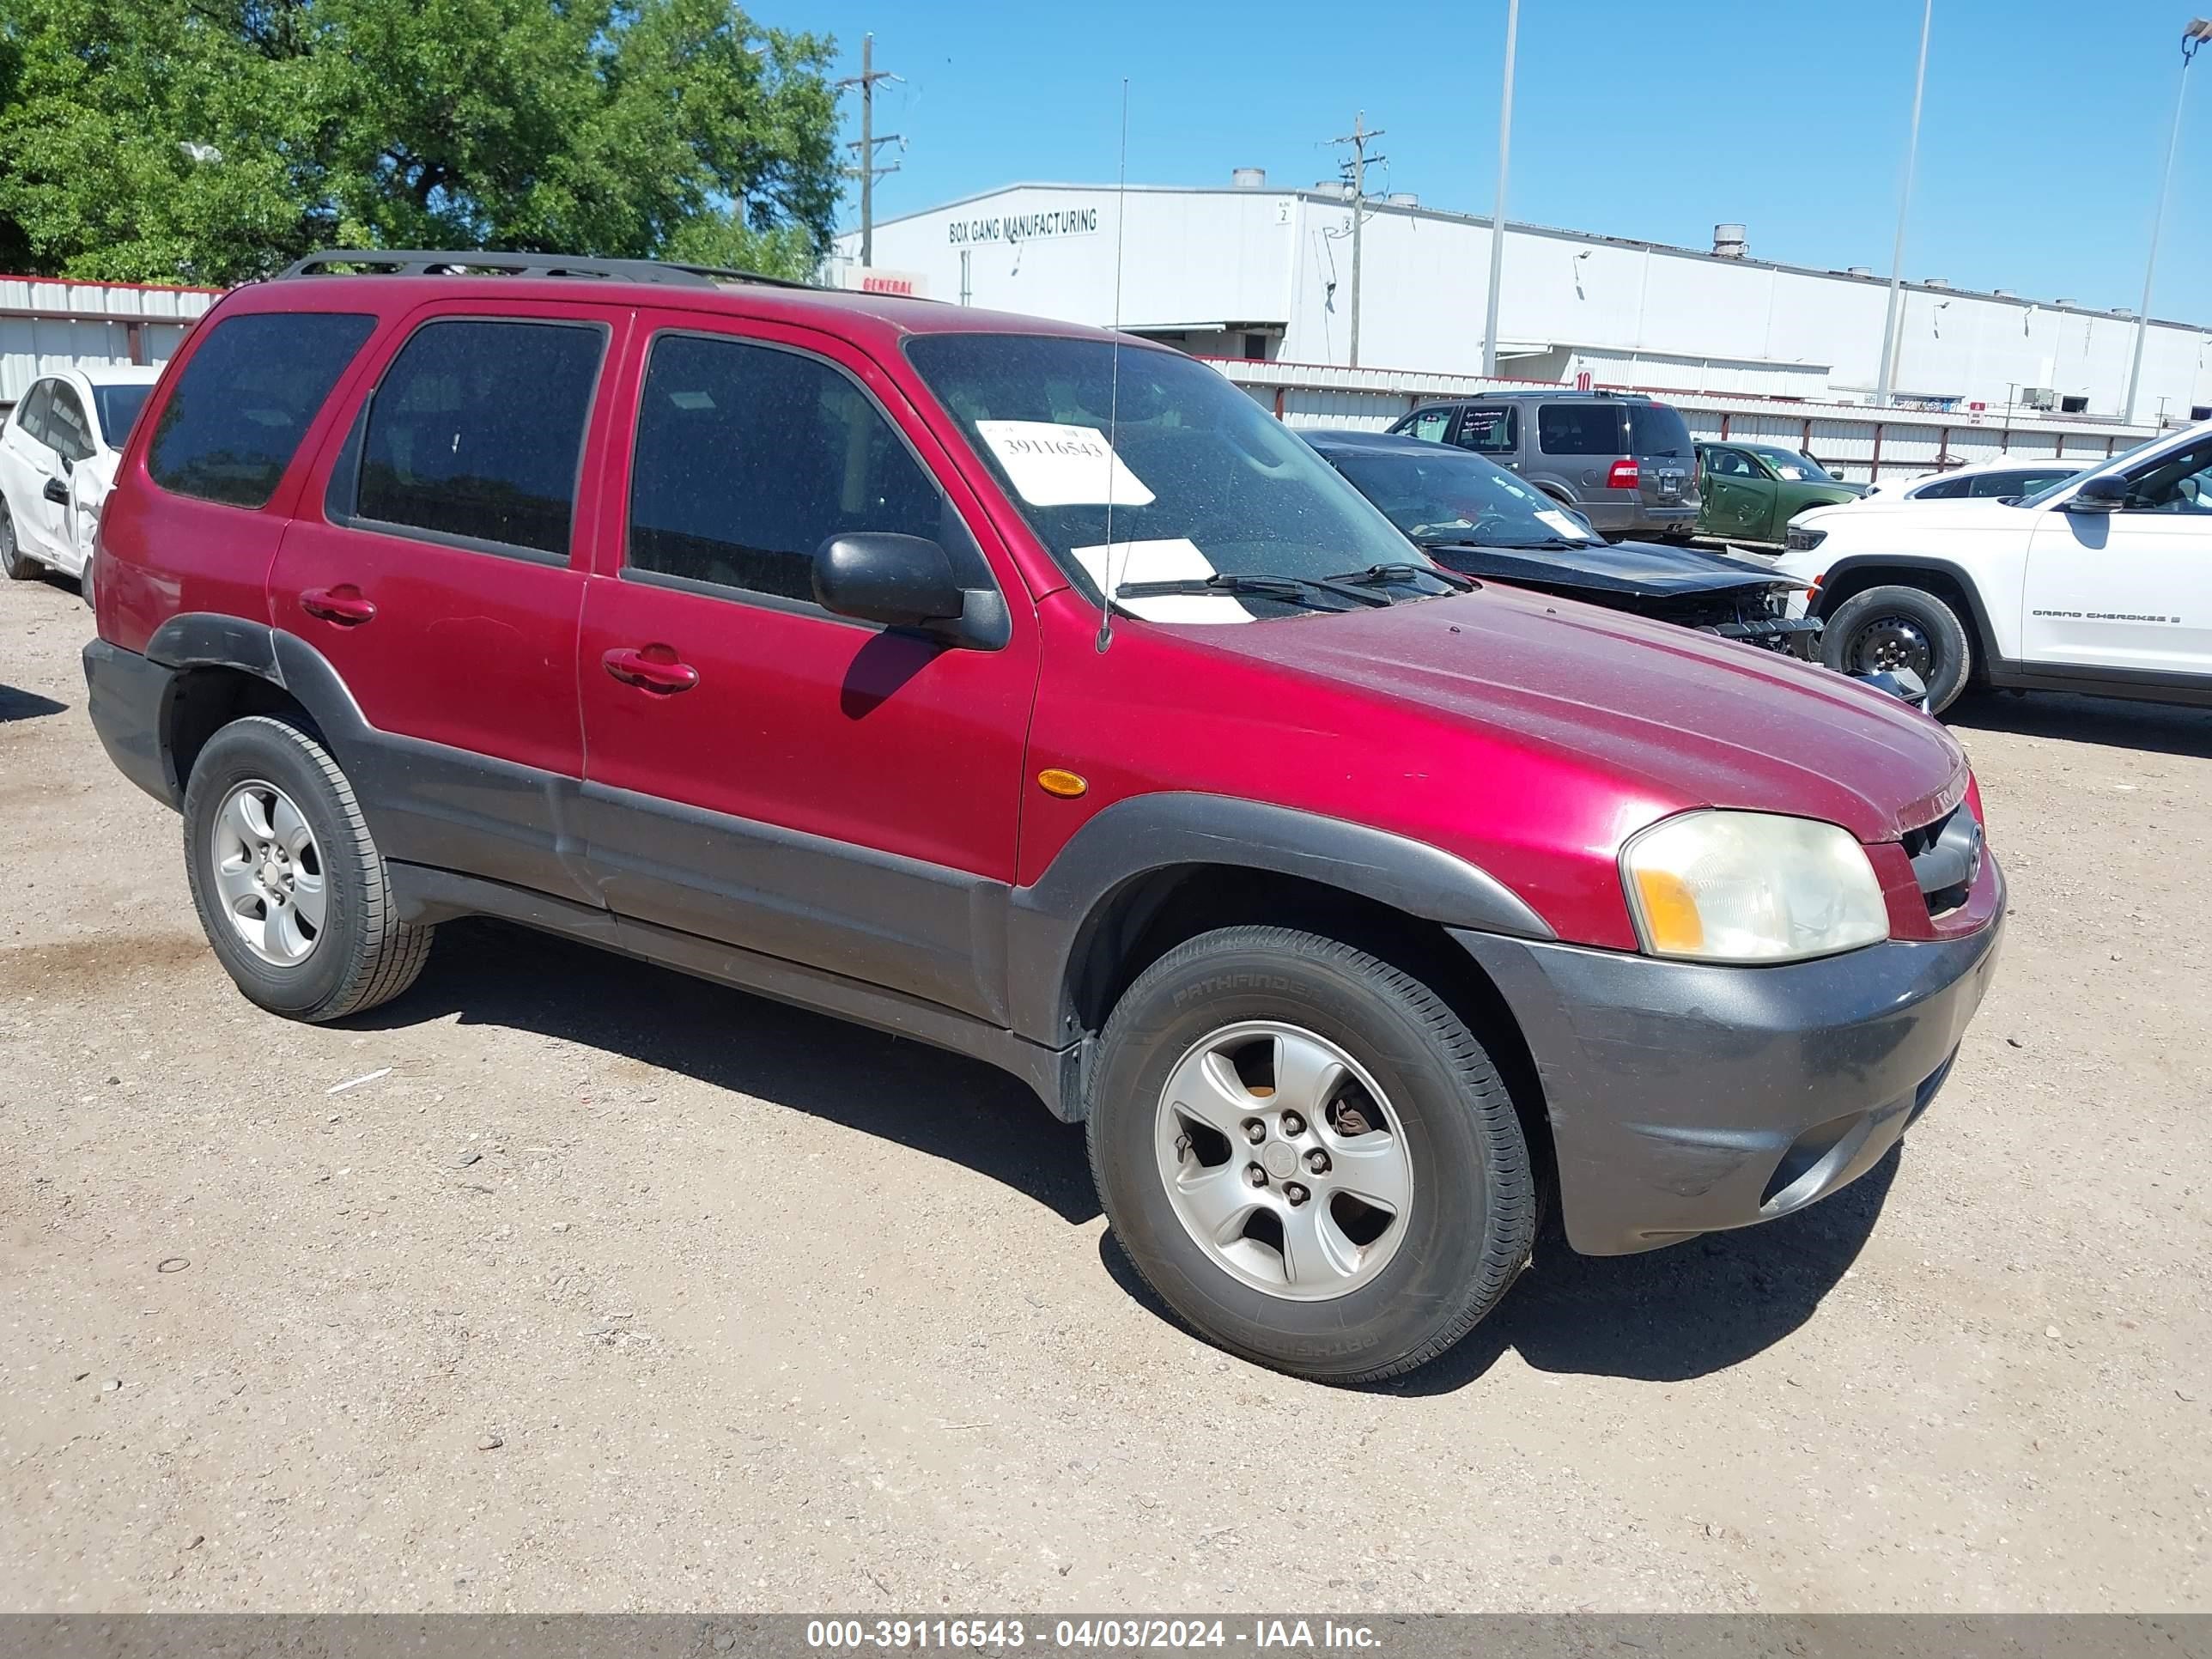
[{"x1": 804, "y1": 1620, "x2": 1382, "y2": 1650}]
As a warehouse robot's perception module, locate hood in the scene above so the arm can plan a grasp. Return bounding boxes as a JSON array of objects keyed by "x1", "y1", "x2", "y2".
[
  {"x1": 1800, "y1": 495, "x2": 2032, "y2": 535},
  {"x1": 1423, "y1": 537, "x2": 1790, "y2": 601},
  {"x1": 1168, "y1": 586, "x2": 1967, "y2": 844}
]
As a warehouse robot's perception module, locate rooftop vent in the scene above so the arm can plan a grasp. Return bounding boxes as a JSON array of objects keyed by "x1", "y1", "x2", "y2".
[
  {"x1": 1231, "y1": 167, "x2": 1267, "y2": 189},
  {"x1": 2114, "y1": 307, "x2": 2135, "y2": 317},
  {"x1": 1312, "y1": 180, "x2": 1352, "y2": 199},
  {"x1": 2054, "y1": 298, "x2": 2076, "y2": 307},
  {"x1": 1386, "y1": 191, "x2": 1419, "y2": 208},
  {"x1": 1993, "y1": 288, "x2": 2015, "y2": 298},
  {"x1": 1713, "y1": 222, "x2": 1748, "y2": 258},
  {"x1": 1847, "y1": 265, "x2": 1874, "y2": 277},
  {"x1": 1925, "y1": 277, "x2": 1951, "y2": 289}
]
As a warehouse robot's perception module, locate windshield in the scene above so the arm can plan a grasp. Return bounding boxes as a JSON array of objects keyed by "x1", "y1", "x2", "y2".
[
  {"x1": 93, "y1": 384, "x2": 152, "y2": 447},
  {"x1": 905, "y1": 334, "x2": 1426, "y2": 617},
  {"x1": 1324, "y1": 443, "x2": 1601, "y2": 550},
  {"x1": 1746, "y1": 447, "x2": 1833, "y2": 483}
]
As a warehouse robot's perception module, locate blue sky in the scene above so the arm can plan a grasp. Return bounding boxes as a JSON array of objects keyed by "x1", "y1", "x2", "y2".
[{"x1": 770, "y1": 0, "x2": 2210, "y2": 322}]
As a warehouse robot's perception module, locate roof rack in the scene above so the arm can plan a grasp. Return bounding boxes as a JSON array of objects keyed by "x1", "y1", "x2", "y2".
[{"x1": 275, "y1": 250, "x2": 813, "y2": 290}]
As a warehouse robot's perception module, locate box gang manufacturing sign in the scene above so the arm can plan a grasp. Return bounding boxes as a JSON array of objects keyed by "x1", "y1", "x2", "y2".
[{"x1": 947, "y1": 204, "x2": 1102, "y2": 246}]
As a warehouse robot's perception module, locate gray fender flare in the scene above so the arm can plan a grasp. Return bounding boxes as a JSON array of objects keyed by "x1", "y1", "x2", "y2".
[{"x1": 1002, "y1": 792, "x2": 1553, "y2": 1045}]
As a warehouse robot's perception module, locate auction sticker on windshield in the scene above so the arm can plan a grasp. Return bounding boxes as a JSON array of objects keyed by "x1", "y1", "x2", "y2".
[
  {"x1": 1535, "y1": 508, "x2": 1596, "y2": 540},
  {"x1": 1072, "y1": 537, "x2": 1249, "y2": 624},
  {"x1": 975, "y1": 421, "x2": 1157, "y2": 507}
]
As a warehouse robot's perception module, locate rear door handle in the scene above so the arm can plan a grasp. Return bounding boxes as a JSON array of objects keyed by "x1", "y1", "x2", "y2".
[
  {"x1": 300, "y1": 584, "x2": 377, "y2": 625},
  {"x1": 602, "y1": 645, "x2": 699, "y2": 694}
]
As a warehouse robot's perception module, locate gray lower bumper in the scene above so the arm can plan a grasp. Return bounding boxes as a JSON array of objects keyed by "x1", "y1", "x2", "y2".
[
  {"x1": 1455, "y1": 897, "x2": 2004, "y2": 1255},
  {"x1": 82, "y1": 639, "x2": 176, "y2": 809}
]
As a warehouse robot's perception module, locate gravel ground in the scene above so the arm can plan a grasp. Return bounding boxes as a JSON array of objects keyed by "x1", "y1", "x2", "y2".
[{"x1": 2, "y1": 570, "x2": 2207, "y2": 1614}]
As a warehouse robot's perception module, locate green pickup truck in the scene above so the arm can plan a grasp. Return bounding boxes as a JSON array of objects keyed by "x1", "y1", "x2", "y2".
[{"x1": 1696, "y1": 442, "x2": 1862, "y2": 544}]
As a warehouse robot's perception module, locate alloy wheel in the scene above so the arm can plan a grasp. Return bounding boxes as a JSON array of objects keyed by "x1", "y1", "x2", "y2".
[
  {"x1": 209, "y1": 779, "x2": 327, "y2": 965},
  {"x1": 1153, "y1": 1020, "x2": 1413, "y2": 1301}
]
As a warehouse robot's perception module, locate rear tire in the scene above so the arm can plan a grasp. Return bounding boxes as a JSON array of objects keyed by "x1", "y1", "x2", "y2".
[
  {"x1": 1821, "y1": 583, "x2": 1973, "y2": 714},
  {"x1": 0, "y1": 500, "x2": 37, "y2": 580},
  {"x1": 1087, "y1": 926, "x2": 1536, "y2": 1382},
  {"x1": 182, "y1": 715, "x2": 434, "y2": 1021}
]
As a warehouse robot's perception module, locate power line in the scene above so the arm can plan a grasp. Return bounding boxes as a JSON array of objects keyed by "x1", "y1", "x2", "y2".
[{"x1": 836, "y1": 33, "x2": 904, "y2": 268}]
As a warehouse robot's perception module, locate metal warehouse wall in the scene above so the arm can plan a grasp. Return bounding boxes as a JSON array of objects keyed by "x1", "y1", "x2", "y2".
[
  {"x1": 840, "y1": 184, "x2": 2212, "y2": 422},
  {"x1": 0, "y1": 276, "x2": 218, "y2": 406}
]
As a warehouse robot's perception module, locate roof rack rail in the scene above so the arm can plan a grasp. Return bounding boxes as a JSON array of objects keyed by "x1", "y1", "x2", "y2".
[{"x1": 275, "y1": 250, "x2": 813, "y2": 290}]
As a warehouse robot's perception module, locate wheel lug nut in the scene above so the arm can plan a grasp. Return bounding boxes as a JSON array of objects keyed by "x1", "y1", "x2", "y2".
[
  {"x1": 1279, "y1": 1111, "x2": 1305, "y2": 1136},
  {"x1": 1305, "y1": 1149, "x2": 1330, "y2": 1175},
  {"x1": 1246, "y1": 1164, "x2": 1268, "y2": 1188},
  {"x1": 1285, "y1": 1182, "x2": 1310, "y2": 1206},
  {"x1": 1243, "y1": 1119, "x2": 1266, "y2": 1145}
]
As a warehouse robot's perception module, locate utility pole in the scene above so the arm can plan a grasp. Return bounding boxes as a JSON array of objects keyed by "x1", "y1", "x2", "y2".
[
  {"x1": 2124, "y1": 19, "x2": 2211, "y2": 424},
  {"x1": 1482, "y1": 0, "x2": 1519, "y2": 379},
  {"x1": 1328, "y1": 112, "x2": 1385, "y2": 366},
  {"x1": 1875, "y1": 0, "x2": 1934, "y2": 409},
  {"x1": 837, "y1": 33, "x2": 902, "y2": 267}
]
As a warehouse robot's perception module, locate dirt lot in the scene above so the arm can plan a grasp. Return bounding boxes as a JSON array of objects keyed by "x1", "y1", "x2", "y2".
[{"x1": 1, "y1": 570, "x2": 2207, "y2": 1615}]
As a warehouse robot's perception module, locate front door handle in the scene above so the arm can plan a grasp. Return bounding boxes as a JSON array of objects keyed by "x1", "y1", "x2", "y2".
[
  {"x1": 602, "y1": 645, "x2": 699, "y2": 694},
  {"x1": 300, "y1": 584, "x2": 377, "y2": 625}
]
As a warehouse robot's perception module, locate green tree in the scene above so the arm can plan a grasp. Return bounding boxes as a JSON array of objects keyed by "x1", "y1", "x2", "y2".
[{"x1": 0, "y1": 0, "x2": 841, "y2": 284}]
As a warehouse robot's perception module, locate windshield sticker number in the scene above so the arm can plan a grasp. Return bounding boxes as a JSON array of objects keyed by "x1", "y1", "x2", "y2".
[
  {"x1": 1072, "y1": 537, "x2": 1251, "y2": 625},
  {"x1": 1534, "y1": 508, "x2": 1595, "y2": 540},
  {"x1": 975, "y1": 421, "x2": 1158, "y2": 507}
]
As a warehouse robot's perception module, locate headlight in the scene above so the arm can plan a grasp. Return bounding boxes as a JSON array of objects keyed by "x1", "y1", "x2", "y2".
[
  {"x1": 1785, "y1": 525, "x2": 1827, "y2": 553},
  {"x1": 1621, "y1": 810, "x2": 1888, "y2": 963}
]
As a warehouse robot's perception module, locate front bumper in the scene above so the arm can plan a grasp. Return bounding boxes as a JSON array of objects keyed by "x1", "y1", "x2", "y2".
[{"x1": 1454, "y1": 881, "x2": 2004, "y2": 1255}]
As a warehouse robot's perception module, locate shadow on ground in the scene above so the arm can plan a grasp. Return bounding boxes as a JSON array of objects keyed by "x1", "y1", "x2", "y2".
[
  {"x1": 365, "y1": 920, "x2": 1893, "y2": 1389},
  {"x1": 0, "y1": 683, "x2": 68, "y2": 722},
  {"x1": 1948, "y1": 687, "x2": 2212, "y2": 760},
  {"x1": 356, "y1": 917, "x2": 1096, "y2": 1224}
]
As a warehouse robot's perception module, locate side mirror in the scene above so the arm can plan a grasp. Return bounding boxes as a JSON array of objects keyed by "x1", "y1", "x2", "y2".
[
  {"x1": 813, "y1": 532, "x2": 996, "y2": 645},
  {"x1": 2065, "y1": 473, "x2": 2128, "y2": 514},
  {"x1": 42, "y1": 477, "x2": 70, "y2": 506}
]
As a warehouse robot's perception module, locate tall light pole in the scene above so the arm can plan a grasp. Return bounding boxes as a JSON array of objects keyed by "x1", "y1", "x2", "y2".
[
  {"x1": 1481, "y1": 0, "x2": 1520, "y2": 379},
  {"x1": 1875, "y1": 0, "x2": 1935, "y2": 408},
  {"x1": 2124, "y1": 19, "x2": 2212, "y2": 426}
]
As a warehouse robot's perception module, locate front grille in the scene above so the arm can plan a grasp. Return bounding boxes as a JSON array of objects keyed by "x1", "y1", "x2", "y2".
[{"x1": 1902, "y1": 805, "x2": 1983, "y2": 915}]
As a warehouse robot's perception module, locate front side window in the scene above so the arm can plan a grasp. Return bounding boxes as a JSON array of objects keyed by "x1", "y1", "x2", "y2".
[
  {"x1": 1454, "y1": 407, "x2": 1516, "y2": 455},
  {"x1": 1404, "y1": 408, "x2": 1453, "y2": 444},
  {"x1": 45, "y1": 385, "x2": 94, "y2": 464},
  {"x1": 356, "y1": 319, "x2": 605, "y2": 556},
  {"x1": 1705, "y1": 447, "x2": 1757, "y2": 479},
  {"x1": 627, "y1": 333, "x2": 955, "y2": 604},
  {"x1": 148, "y1": 311, "x2": 377, "y2": 507},
  {"x1": 14, "y1": 381, "x2": 53, "y2": 445},
  {"x1": 906, "y1": 332, "x2": 1421, "y2": 614},
  {"x1": 1538, "y1": 402, "x2": 1627, "y2": 456},
  {"x1": 2122, "y1": 436, "x2": 2212, "y2": 514}
]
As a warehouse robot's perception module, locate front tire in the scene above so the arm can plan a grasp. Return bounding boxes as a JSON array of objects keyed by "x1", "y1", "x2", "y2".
[
  {"x1": 182, "y1": 715, "x2": 434, "y2": 1021},
  {"x1": 1087, "y1": 926, "x2": 1536, "y2": 1382},
  {"x1": 0, "y1": 499, "x2": 37, "y2": 580},
  {"x1": 1821, "y1": 583, "x2": 1973, "y2": 714}
]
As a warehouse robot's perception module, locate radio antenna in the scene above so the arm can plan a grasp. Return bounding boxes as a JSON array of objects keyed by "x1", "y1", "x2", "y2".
[{"x1": 1096, "y1": 76, "x2": 1130, "y2": 654}]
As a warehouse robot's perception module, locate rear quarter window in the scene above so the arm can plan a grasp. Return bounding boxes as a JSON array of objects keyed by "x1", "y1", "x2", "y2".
[
  {"x1": 147, "y1": 311, "x2": 377, "y2": 508},
  {"x1": 1536, "y1": 403, "x2": 1627, "y2": 456}
]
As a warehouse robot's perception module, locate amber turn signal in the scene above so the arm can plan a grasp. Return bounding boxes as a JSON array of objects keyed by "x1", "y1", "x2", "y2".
[{"x1": 1036, "y1": 769, "x2": 1088, "y2": 799}]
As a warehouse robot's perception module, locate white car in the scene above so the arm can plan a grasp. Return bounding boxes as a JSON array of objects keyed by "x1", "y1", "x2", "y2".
[
  {"x1": 1852, "y1": 453, "x2": 2087, "y2": 504},
  {"x1": 1774, "y1": 419, "x2": 2212, "y2": 714},
  {"x1": 0, "y1": 364, "x2": 163, "y2": 593}
]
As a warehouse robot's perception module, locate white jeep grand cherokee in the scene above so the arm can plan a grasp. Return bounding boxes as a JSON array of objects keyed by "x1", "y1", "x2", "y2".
[{"x1": 1774, "y1": 420, "x2": 2212, "y2": 715}]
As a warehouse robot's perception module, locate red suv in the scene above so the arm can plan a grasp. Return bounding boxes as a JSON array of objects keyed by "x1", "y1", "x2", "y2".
[{"x1": 83, "y1": 252, "x2": 2004, "y2": 1382}]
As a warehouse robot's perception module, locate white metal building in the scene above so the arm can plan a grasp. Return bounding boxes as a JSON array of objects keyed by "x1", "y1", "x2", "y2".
[
  {"x1": 0, "y1": 276, "x2": 216, "y2": 408},
  {"x1": 830, "y1": 175, "x2": 2212, "y2": 425}
]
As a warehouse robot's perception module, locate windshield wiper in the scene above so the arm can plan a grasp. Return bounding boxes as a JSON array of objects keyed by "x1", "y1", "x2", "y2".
[
  {"x1": 1326, "y1": 562, "x2": 1477, "y2": 593},
  {"x1": 1115, "y1": 572, "x2": 1391, "y2": 610}
]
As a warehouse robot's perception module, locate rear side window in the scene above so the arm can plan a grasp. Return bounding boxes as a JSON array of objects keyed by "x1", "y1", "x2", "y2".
[
  {"x1": 1454, "y1": 406, "x2": 1517, "y2": 455},
  {"x1": 46, "y1": 385, "x2": 94, "y2": 463},
  {"x1": 1913, "y1": 475, "x2": 1970, "y2": 500},
  {"x1": 356, "y1": 319, "x2": 605, "y2": 556},
  {"x1": 148, "y1": 312, "x2": 376, "y2": 507},
  {"x1": 626, "y1": 333, "x2": 953, "y2": 605},
  {"x1": 1537, "y1": 403, "x2": 1626, "y2": 455},
  {"x1": 15, "y1": 381, "x2": 53, "y2": 443},
  {"x1": 1628, "y1": 401, "x2": 1692, "y2": 457}
]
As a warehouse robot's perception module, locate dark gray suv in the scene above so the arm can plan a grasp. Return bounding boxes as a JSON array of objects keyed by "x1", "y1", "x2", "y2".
[{"x1": 1389, "y1": 391, "x2": 1700, "y2": 540}]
